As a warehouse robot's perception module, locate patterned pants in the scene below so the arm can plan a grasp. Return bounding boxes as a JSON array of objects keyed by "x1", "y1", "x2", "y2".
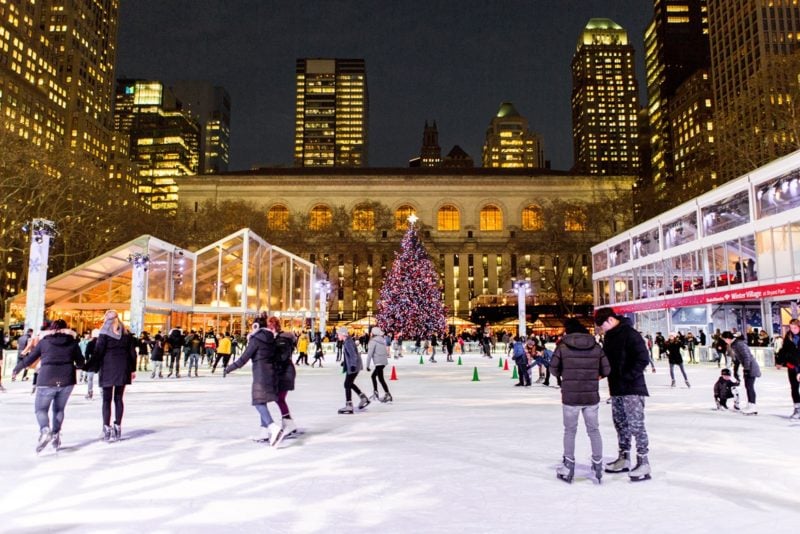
[{"x1": 611, "y1": 395, "x2": 649, "y2": 456}]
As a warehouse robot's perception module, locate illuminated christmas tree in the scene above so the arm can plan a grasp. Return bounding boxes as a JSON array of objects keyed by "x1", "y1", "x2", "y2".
[{"x1": 376, "y1": 215, "x2": 447, "y2": 338}]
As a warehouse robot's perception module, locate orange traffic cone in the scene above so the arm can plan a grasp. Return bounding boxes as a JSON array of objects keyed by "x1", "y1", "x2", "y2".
[
  {"x1": 503, "y1": 358, "x2": 509, "y2": 371},
  {"x1": 390, "y1": 365, "x2": 398, "y2": 381}
]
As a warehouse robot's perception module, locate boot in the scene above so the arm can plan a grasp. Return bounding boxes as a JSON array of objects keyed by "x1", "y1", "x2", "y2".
[
  {"x1": 370, "y1": 390, "x2": 379, "y2": 401},
  {"x1": 629, "y1": 454, "x2": 652, "y2": 481},
  {"x1": 670, "y1": 379, "x2": 675, "y2": 388},
  {"x1": 36, "y1": 427, "x2": 52, "y2": 453},
  {"x1": 151, "y1": 372, "x2": 155, "y2": 379},
  {"x1": 267, "y1": 422, "x2": 285, "y2": 447},
  {"x1": 112, "y1": 423, "x2": 121, "y2": 441},
  {"x1": 282, "y1": 417, "x2": 297, "y2": 438},
  {"x1": 85, "y1": 391, "x2": 93, "y2": 400},
  {"x1": 742, "y1": 403, "x2": 758, "y2": 415},
  {"x1": 685, "y1": 380, "x2": 691, "y2": 388},
  {"x1": 358, "y1": 393, "x2": 371, "y2": 410},
  {"x1": 605, "y1": 450, "x2": 630, "y2": 473},
  {"x1": 381, "y1": 392, "x2": 393, "y2": 403},
  {"x1": 556, "y1": 456, "x2": 575, "y2": 483},
  {"x1": 338, "y1": 401, "x2": 354, "y2": 414},
  {"x1": 52, "y1": 431, "x2": 61, "y2": 450},
  {"x1": 102, "y1": 425, "x2": 112, "y2": 442},
  {"x1": 789, "y1": 403, "x2": 800, "y2": 420},
  {"x1": 592, "y1": 457, "x2": 603, "y2": 484}
]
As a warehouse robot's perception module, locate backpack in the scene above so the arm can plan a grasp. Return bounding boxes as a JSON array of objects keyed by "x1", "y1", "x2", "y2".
[{"x1": 273, "y1": 333, "x2": 295, "y2": 365}]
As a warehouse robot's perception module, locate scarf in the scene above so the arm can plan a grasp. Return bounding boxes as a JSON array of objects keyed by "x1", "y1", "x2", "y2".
[{"x1": 99, "y1": 316, "x2": 123, "y2": 340}]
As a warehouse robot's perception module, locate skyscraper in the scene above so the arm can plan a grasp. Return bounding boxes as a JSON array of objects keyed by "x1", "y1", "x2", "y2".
[
  {"x1": 571, "y1": 18, "x2": 641, "y2": 176},
  {"x1": 170, "y1": 81, "x2": 231, "y2": 174},
  {"x1": 294, "y1": 58, "x2": 368, "y2": 167},
  {"x1": 644, "y1": 0, "x2": 710, "y2": 201},
  {"x1": 708, "y1": 1, "x2": 800, "y2": 181},
  {"x1": 482, "y1": 103, "x2": 545, "y2": 169}
]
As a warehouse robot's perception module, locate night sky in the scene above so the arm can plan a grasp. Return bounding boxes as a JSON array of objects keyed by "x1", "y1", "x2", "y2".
[{"x1": 117, "y1": 0, "x2": 651, "y2": 172}]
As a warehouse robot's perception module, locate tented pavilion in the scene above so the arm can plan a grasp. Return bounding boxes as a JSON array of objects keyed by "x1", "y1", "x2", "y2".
[{"x1": 4, "y1": 229, "x2": 316, "y2": 336}]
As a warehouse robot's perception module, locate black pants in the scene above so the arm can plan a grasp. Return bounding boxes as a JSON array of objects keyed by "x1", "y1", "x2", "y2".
[
  {"x1": 169, "y1": 349, "x2": 181, "y2": 375},
  {"x1": 787, "y1": 367, "x2": 800, "y2": 404},
  {"x1": 371, "y1": 365, "x2": 389, "y2": 393},
  {"x1": 517, "y1": 361, "x2": 530, "y2": 385},
  {"x1": 344, "y1": 372, "x2": 363, "y2": 402},
  {"x1": 743, "y1": 375, "x2": 757, "y2": 404},
  {"x1": 211, "y1": 353, "x2": 231, "y2": 372},
  {"x1": 295, "y1": 353, "x2": 308, "y2": 365},
  {"x1": 102, "y1": 385, "x2": 126, "y2": 426}
]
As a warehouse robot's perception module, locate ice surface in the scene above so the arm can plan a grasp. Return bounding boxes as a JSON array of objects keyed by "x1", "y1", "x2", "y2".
[{"x1": 1, "y1": 351, "x2": 798, "y2": 533}]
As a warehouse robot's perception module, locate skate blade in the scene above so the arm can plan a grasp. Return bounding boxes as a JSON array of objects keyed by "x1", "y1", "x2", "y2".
[
  {"x1": 604, "y1": 467, "x2": 630, "y2": 474},
  {"x1": 629, "y1": 474, "x2": 652, "y2": 482},
  {"x1": 556, "y1": 474, "x2": 573, "y2": 484}
]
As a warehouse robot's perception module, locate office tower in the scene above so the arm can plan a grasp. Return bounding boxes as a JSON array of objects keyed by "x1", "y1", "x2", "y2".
[
  {"x1": 645, "y1": 0, "x2": 710, "y2": 200},
  {"x1": 708, "y1": 1, "x2": 800, "y2": 181},
  {"x1": 420, "y1": 120, "x2": 441, "y2": 167},
  {"x1": 294, "y1": 58, "x2": 368, "y2": 167},
  {"x1": 170, "y1": 81, "x2": 231, "y2": 174},
  {"x1": 571, "y1": 18, "x2": 641, "y2": 175},
  {"x1": 482, "y1": 102, "x2": 544, "y2": 169},
  {"x1": 114, "y1": 80, "x2": 200, "y2": 212}
]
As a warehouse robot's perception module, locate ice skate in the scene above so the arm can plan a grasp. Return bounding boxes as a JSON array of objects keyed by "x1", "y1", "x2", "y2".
[
  {"x1": 381, "y1": 392, "x2": 393, "y2": 403},
  {"x1": 789, "y1": 403, "x2": 800, "y2": 420},
  {"x1": 628, "y1": 455, "x2": 651, "y2": 482},
  {"x1": 685, "y1": 380, "x2": 691, "y2": 388},
  {"x1": 605, "y1": 450, "x2": 630, "y2": 473},
  {"x1": 556, "y1": 456, "x2": 575, "y2": 483},
  {"x1": 670, "y1": 379, "x2": 675, "y2": 387},
  {"x1": 592, "y1": 458, "x2": 603, "y2": 484},
  {"x1": 267, "y1": 422, "x2": 285, "y2": 447},
  {"x1": 0, "y1": 384, "x2": 6, "y2": 393},
  {"x1": 338, "y1": 401, "x2": 354, "y2": 414},
  {"x1": 150, "y1": 372, "x2": 155, "y2": 379},
  {"x1": 369, "y1": 390, "x2": 379, "y2": 401},
  {"x1": 102, "y1": 424, "x2": 112, "y2": 442},
  {"x1": 741, "y1": 403, "x2": 758, "y2": 415},
  {"x1": 282, "y1": 417, "x2": 297, "y2": 438},
  {"x1": 52, "y1": 432, "x2": 61, "y2": 451},
  {"x1": 358, "y1": 393, "x2": 371, "y2": 410},
  {"x1": 85, "y1": 391, "x2": 93, "y2": 400},
  {"x1": 253, "y1": 426, "x2": 271, "y2": 442},
  {"x1": 112, "y1": 423, "x2": 122, "y2": 441},
  {"x1": 36, "y1": 427, "x2": 52, "y2": 454}
]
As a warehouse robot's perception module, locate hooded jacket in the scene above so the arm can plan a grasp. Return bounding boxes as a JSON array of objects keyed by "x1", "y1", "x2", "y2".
[
  {"x1": 95, "y1": 331, "x2": 137, "y2": 387},
  {"x1": 601, "y1": 318, "x2": 650, "y2": 397},
  {"x1": 729, "y1": 339, "x2": 762, "y2": 378},
  {"x1": 13, "y1": 330, "x2": 84, "y2": 387},
  {"x1": 225, "y1": 328, "x2": 279, "y2": 404},
  {"x1": 366, "y1": 335, "x2": 390, "y2": 368},
  {"x1": 550, "y1": 333, "x2": 610, "y2": 406}
]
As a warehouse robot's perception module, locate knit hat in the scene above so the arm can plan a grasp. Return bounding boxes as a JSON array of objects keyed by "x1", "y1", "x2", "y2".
[
  {"x1": 371, "y1": 326, "x2": 384, "y2": 337},
  {"x1": 721, "y1": 368, "x2": 731, "y2": 376},
  {"x1": 336, "y1": 326, "x2": 348, "y2": 336}
]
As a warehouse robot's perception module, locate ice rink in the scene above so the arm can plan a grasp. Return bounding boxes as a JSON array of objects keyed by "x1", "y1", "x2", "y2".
[{"x1": 1, "y1": 349, "x2": 798, "y2": 533}]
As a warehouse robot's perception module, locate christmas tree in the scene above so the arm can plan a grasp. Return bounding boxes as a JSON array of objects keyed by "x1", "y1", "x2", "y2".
[{"x1": 376, "y1": 215, "x2": 447, "y2": 338}]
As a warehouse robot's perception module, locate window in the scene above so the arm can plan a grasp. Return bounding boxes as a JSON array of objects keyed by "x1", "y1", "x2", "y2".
[
  {"x1": 309, "y1": 205, "x2": 332, "y2": 230},
  {"x1": 267, "y1": 205, "x2": 289, "y2": 231},
  {"x1": 521, "y1": 204, "x2": 543, "y2": 231},
  {"x1": 564, "y1": 208, "x2": 587, "y2": 232},
  {"x1": 352, "y1": 205, "x2": 375, "y2": 231},
  {"x1": 480, "y1": 205, "x2": 503, "y2": 231},
  {"x1": 394, "y1": 204, "x2": 415, "y2": 230},
  {"x1": 437, "y1": 205, "x2": 460, "y2": 231}
]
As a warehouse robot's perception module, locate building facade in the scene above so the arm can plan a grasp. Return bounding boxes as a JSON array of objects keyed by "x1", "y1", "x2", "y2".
[
  {"x1": 482, "y1": 102, "x2": 545, "y2": 169},
  {"x1": 170, "y1": 81, "x2": 231, "y2": 174},
  {"x1": 294, "y1": 58, "x2": 368, "y2": 168},
  {"x1": 177, "y1": 169, "x2": 635, "y2": 322},
  {"x1": 571, "y1": 18, "x2": 641, "y2": 175}
]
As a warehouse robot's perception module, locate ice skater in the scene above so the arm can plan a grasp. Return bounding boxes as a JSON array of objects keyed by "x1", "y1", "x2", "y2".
[
  {"x1": 211, "y1": 332, "x2": 232, "y2": 373},
  {"x1": 665, "y1": 333, "x2": 690, "y2": 388},
  {"x1": 775, "y1": 319, "x2": 800, "y2": 419},
  {"x1": 512, "y1": 337, "x2": 530, "y2": 387},
  {"x1": 366, "y1": 326, "x2": 392, "y2": 402},
  {"x1": 93, "y1": 310, "x2": 137, "y2": 442},
  {"x1": 721, "y1": 331, "x2": 761, "y2": 415},
  {"x1": 311, "y1": 333, "x2": 325, "y2": 367},
  {"x1": 337, "y1": 327, "x2": 370, "y2": 414},
  {"x1": 150, "y1": 333, "x2": 165, "y2": 378},
  {"x1": 713, "y1": 368, "x2": 740, "y2": 410}
]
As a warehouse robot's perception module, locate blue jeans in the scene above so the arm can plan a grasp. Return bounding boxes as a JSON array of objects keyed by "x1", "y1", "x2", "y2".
[
  {"x1": 34, "y1": 385, "x2": 74, "y2": 433},
  {"x1": 254, "y1": 403, "x2": 275, "y2": 427}
]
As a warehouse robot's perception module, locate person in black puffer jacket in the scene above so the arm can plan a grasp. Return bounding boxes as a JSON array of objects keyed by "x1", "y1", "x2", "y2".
[
  {"x1": 776, "y1": 319, "x2": 800, "y2": 419},
  {"x1": 13, "y1": 319, "x2": 84, "y2": 453},
  {"x1": 550, "y1": 318, "x2": 610, "y2": 483},
  {"x1": 93, "y1": 310, "x2": 137, "y2": 442}
]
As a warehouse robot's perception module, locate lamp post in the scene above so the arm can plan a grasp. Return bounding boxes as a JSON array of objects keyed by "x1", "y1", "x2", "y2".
[
  {"x1": 513, "y1": 280, "x2": 531, "y2": 339},
  {"x1": 315, "y1": 279, "x2": 331, "y2": 338},
  {"x1": 127, "y1": 252, "x2": 150, "y2": 336},
  {"x1": 24, "y1": 219, "x2": 57, "y2": 336}
]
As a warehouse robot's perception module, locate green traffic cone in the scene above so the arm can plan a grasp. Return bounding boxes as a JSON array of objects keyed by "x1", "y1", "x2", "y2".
[
  {"x1": 457, "y1": 356, "x2": 462, "y2": 365},
  {"x1": 511, "y1": 366, "x2": 518, "y2": 380},
  {"x1": 498, "y1": 357, "x2": 503, "y2": 368},
  {"x1": 419, "y1": 355, "x2": 424, "y2": 364},
  {"x1": 472, "y1": 366, "x2": 480, "y2": 382}
]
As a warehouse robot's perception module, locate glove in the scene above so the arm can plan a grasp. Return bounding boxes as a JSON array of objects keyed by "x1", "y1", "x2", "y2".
[{"x1": 349, "y1": 366, "x2": 356, "y2": 373}]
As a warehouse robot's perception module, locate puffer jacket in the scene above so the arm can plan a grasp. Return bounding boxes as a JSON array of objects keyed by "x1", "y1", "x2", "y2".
[
  {"x1": 601, "y1": 318, "x2": 650, "y2": 397},
  {"x1": 366, "y1": 336, "x2": 390, "y2": 368},
  {"x1": 274, "y1": 331, "x2": 297, "y2": 392},
  {"x1": 342, "y1": 336, "x2": 363, "y2": 375},
  {"x1": 550, "y1": 333, "x2": 610, "y2": 406},
  {"x1": 729, "y1": 339, "x2": 762, "y2": 378},
  {"x1": 13, "y1": 330, "x2": 84, "y2": 387},
  {"x1": 776, "y1": 332, "x2": 800, "y2": 369},
  {"x1": 95, "y1": 332, "x2": 137, "y2": 387},
  {"x1": 225, "y1": 328, "x2": 278, "y2": 404}
]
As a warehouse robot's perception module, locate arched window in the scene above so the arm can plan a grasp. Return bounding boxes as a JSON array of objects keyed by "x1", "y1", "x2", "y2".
[
  {"x1": 522, "y1": 204, "x2": 544, "y2": 231},
  {"x1": 352, "y1": 205, "x2": 375, "y2": 231},
  {"x1": 565, "y1": 207, "x2": 587, "y2": 232},
  {"x1": 394, "y1": 204, "x2": 416, "y2": 230},
  {"x1": 309, "y1": 204, "x2": 332, "y2": 230},
  {"x1": 267, "y1": 205, "x2": 289, "y2": 231},
  {"x1": 437, "y1": 205, "x2": 460, "y2": 231},
  {"x1": 480, "y1": 204, "x2": 503, "y2": 231}
]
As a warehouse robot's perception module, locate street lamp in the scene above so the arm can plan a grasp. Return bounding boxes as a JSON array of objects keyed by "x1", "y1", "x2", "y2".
[
  {"x1": 513, "y1": 279, "x2": 531, "y2": 339},
  {"x1": 315, "y1": 279, "x2": 332, "y2": 338}
]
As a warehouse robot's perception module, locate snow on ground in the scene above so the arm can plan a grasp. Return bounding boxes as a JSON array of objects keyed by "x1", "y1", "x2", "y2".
[{"x1": 1, "y1": 349, "x2": 798, "y2": 534}]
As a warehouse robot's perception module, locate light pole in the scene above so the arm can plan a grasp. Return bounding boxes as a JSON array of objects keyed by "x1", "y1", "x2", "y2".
[
  {"x1": 513, "y1": 280, "x2": 531, "y2": 339},
  {"x1": 315, "y1": 279, "x2": 331, "y2": 338},
  {"x1": 24, "y1": 219, "x2": 57, "y2": 336},
  {"x1": 127, "y1": 252, "x2": 150, "y2": 336}
]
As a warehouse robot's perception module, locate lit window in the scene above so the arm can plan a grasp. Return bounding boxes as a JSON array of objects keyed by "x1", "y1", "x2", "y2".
[
  {"x1": 309, "y1": 205, "x2": 332, "y2": 230},
  {"x1": 352, "y1": 205, "x2": 375, "y2": 231},
  {"x1": 267, "y1": 205, "x2": 289, "y2": 231},
  {"x1": 437, "y1": 205, "x2": 460, "y2": 231},
  {"x1": 522, "y1": 204, "x2": 544, "y2": 231},
  {"x1": 565, "y1": 208, "x2": 587, "y2": 232},
  {"x1": 480, "y1": 205, "x2": 503, "y2": 231},
  {"x1": 394, "y1": 204, "x2": 416, "y2": 230}
]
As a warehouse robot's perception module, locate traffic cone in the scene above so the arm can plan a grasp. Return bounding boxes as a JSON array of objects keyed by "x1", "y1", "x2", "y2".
[
  {"x1": 472, "y1": 366, "x2": 480, "y2": 382},
  {"x1": 498, "y1": 357, "x2": 503, "y2": 368},
  {"x1": 390, "y1": 365, "x2": 398, "y2": 381},
  {"x1": 503, "y1": 359, "x2": 509, "y2": 371},
  {"x1": 457, "y1": 356, "x2": 462, "y2": 365},
  {"x1": 511, "y1": 366, "x2": 518, "y2": 380},
  {"x1": 419, "y1": 355, "x2": 424, "y2": 365}
]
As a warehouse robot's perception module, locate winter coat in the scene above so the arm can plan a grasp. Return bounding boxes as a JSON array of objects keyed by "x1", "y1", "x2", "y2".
[
  {"x1": 94, "y1": 332, "x2": 137, "y2": 387},
  {"x1": 601, "y1": 318, "x2": 650, "y2": 397},
  {"x1": 150, "y1": 335, "x2": 165, "y2": 361},
  {"x1": 274, "y1": 331, "x2": 297, "y2": 392},
  {"x1": 342, "y1": 336, "x2": 363, "y2": 375},
  {"x1": 297, "y1": 334, "x2": 309, "y2": 353},
  {"x1": 713, "y1": 376, "x2": 740, "y2": 401},
  {"x1": 665, "y1": 339, "x2": 684, "y2": 365},
  {"x1": 776, "y1": 332, "x2": 800, "y2": 369},
  {"x1": 167, "y1": 328, "x2": 184, "y2": 350},
  {"x1": 550, "y1": 333, "x2": 610, "y2": 406},
  {"x1": 729, "y1": 339, "x2": 761, "y2": 378},
  {"x1": 366, "y1": 336, "x2": 390, "y2": 368},
  {"x1": 225, "y1": 328, "x2": 279, "y2": 404},
  {"x1": 217, "y1": 336, "x2": 232, "y2": 355},
  {"x1": 13, "y1": 331, "x2": 84, "y2": 387}
]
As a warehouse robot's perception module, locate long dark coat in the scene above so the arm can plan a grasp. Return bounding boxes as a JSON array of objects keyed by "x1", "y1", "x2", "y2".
[
  {"x1": 225, "y1": 328, "x2": 278, "y2": 404},
  {"x1": 94, "y1": 332, "x2": 137, "y2": 387},
  {"x1": 601, "y1": 318, "x2": 650, "y2": 397}
]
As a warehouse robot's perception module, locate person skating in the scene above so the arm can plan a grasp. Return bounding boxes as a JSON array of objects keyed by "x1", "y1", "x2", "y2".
[
  {"x1": 550, "y1": 318, "x2": 611, "y2": 483},
  {"x1": 311, "y1": 334, "x2": 325, "y2": 367},
  {"x1": 721, "y1": 331, "x2": 761, "y2": 415},
  {"x1": 150, "y1": 333, "x2": 165, "y2": 378},
  {"x1": 428, "y1": 334, "x2": 438, "y2": 363},
  {"x1": 272, "y1": 318, "x2": 299, "y2": 440},
  {"x1": 83, "y1": 329, "x2": 100, "y2": 399},
  {"x1": 337, "y1": 327, "x2": 369, "y2": 414},
  {"x1": 665, "y1": 333, "x2": 690, "y2": 388},
  {"x1": 166, "y1": 327, "x2": 184, "y2": 378},
  {"x1": 594, "y1": 308, "x2": 652, "y2": 482},
  {"x1": 511, "y1": 336, "x2": 531, "y2": 387},
  {"x1": 93, "y1": 310, "x2": 137, "y2": 442},
  {"x1": 295, "y1": 332, "x2": 309, "y2": 366},
  {"x1": 775, "y1": 319, "x2": 800, "y2": 419},
  {"x1": 713, "y1": 368, "x2": 740, "y2": 410},
  {"x1": 366, "y1": 326, "x2": 392, "y2": 402},
  {"x1": 211, "y1": 332, "x2": 232, "y2": 373},
  {"x1": 13, "y1": 328, "x2": 33, "y2": 382},
  {"x1": 12, "y1": 319, "x2": 84, "y2": 453},
  {"x1": 224, "y1": 313, "x2": 286, "y2": 447}
]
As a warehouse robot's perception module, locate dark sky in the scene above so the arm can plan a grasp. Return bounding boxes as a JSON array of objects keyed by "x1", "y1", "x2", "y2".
[{"x1": 117, "y1": 0, "x2": 651, "y2": 172}]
